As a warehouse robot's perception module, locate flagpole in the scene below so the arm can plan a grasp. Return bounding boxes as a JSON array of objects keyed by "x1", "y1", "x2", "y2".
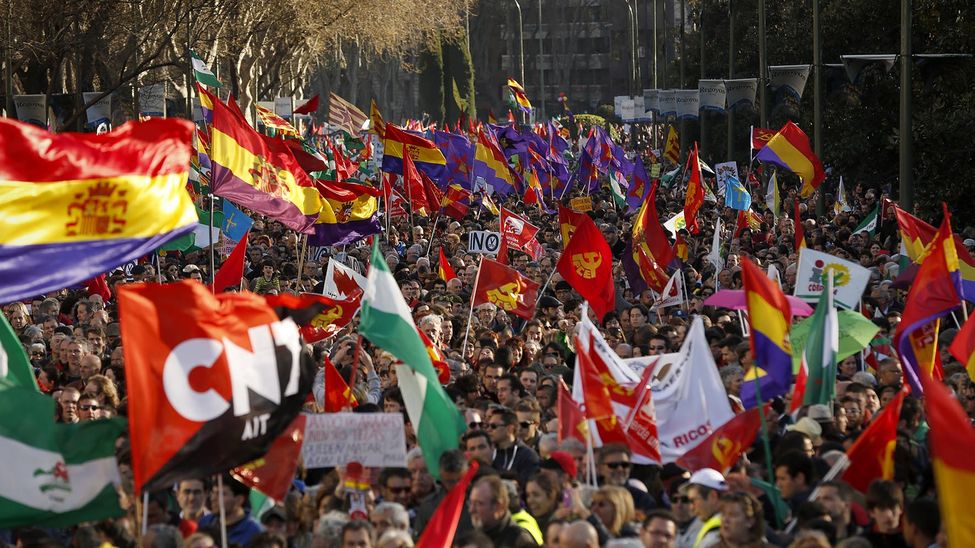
[
  {"x1": 296, "y1": 234, "x2": 308, "y2": 289},
  {"x1": 537, "y1": 267, "x2": 559, "y2": 298},
  {"x1": 752, "y1": 388, "x2": 782, "y2": 529},
  {"x1": 140, "y1": 491, "x2": 149, "y2": 536},
  {"x1": 208, "y1": 195, "x2": 216, "y2": 287},
  {"x1": 425, "y1": 214, "x2": 442, "y2": 257},
  {"x1": 216, "y1": 474, "x2": 229, "y2": 548},
  {"x1": 460, "y1": 255, "x2": 484, "y2": 359}
]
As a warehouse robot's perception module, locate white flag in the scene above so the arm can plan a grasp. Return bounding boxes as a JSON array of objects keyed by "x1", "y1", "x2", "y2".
[
  {"x1": 653, "y1": 271, "x2": 684, "y2": 309},
  {"x1": 706, "y1": 218, "x2": 724, "y2": 274},
  {"x1": 624, "y1": 317, "x2": 735, "y2": 462},
  {"x1": 324, "y1": 258, "x2": 367, "y2": 300},
  {"x1": 834, "y1": 176, "x2": 852, "y2": 215}
]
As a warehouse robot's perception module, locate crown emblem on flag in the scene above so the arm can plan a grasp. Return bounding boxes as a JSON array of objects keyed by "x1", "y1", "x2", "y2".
[{"x1": 65, "y1": 181, "x2": 128, "y2": 237}]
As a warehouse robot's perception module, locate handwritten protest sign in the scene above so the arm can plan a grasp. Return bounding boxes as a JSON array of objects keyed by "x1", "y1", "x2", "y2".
[{"x1": 301, "y1": 413, "x2": 407, "y2": 468}]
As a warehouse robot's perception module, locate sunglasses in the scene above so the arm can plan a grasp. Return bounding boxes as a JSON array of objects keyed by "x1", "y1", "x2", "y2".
[
  {"x1": 519, "y1": 421, "x2": 535, "y2": 428},
  {"x1": 79, "y1": 404, "x2": 100, "y2": 411},
  {"x1": 387, "y1": 486, "x2": 411, "y2": 494},
  {"x1": 486, "y1": 423, "x2": 505, "y2": 430},
  {"x1": 672, "y1": 496, "x2": 691, "y2": 504},
  {"x1": 469, "y1": 422, "x2": 483, "y2": 429},
  {"x1": 604, "y1": 461, "x2": 631, "y2": 470}
]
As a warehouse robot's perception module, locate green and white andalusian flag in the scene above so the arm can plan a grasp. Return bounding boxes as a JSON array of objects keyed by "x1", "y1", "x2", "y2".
[
  {"x1": 0, "y1": 386, "x2": 126, "y2": 528},
  {"x1": 802, "y1": 273, "x2": 839, "y2": 406},
  {"x1": 0, "y1": 315, "x2": 38, "y2": 390},
  {"x1": 359, "y1": 241, "x2": 466, "y2": 479},
  {"x1": 854, "y1": 205, "x2": 879, "y2": 237},
  {"x1": 190, "y1": 49, "x2": 223, "y2": 88}
]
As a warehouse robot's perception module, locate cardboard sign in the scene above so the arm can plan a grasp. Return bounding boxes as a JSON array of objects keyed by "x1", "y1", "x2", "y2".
[
  {"x1": 302, "y1": 413, "x2": 406, "y2": 469},
  {"x1": 468, "y1": 231, "x2": 502, "y2": 254},
  {"x1": 569, "y1": 196, "x2": 593, "y2": 212}
]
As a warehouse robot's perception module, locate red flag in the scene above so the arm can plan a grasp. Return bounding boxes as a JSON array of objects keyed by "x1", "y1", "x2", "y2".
[
  {"x1": 575, "y1": 335, "x2": 629, "y2": 446},
  {"x1": 500, "y1": 207, "x2": 543, "y2": 259},
  {"x1": 841, "y1": 388, "x2": 907, "y2": 492},
  {"x1": 790, "y1": 357, "x2": 808, "y2": 414},
  {"x1": 620, "y1": 356, "x2": 662, "y2": 462},
  {"x1": 438, "y1": 247, "x2": 458, "y2": 282},
  {"x1": 293, "y1": 95, "x2": 320, "y2": 115},
  {"x1": 419, "y1": 328, "x2": 451, "y2": 384},
  {"x1": 266, "y1": 292, "x2": 361, "y2": 343},
  {"x1": 950, "y1": 313, "x2": 975, "y2": 378},
  {"x1": 631, "y1": 181, "x2": 673, "y2": 292},
  {"x1": 794, "y1": 199, "x2": 806, "y2": 251},
  {"x1": 471, "y1": 258, "x2": 540, "y2": 320},
  {"x1": 402, "y1": 149, "x2": 430, "y2": 215},
  {"x1": 558, "y1": 380, "x2": 587, "y2": 444},
  {"x1": 683, "y1": 143, "x2": 704, "y2": 234},
  {"x1": 557, "y1": 215, "x2": 615, "y2": 320},
  {"x1": 231, "y1": 414, "x2": 306, "y2": 501},
  {"x1": 750, "y1": 127, "x2": 776, "y2": 151},
  {"x1": 323, "y1": 357, "x2": 357, "y2": 412},
  {"x1": 416, "y1": 460, "x2": 480, "y2": 548},
  {"x1": 210, "y1": 232, "x2": 248, "y2": 293},
  {"x1": 441, "y1": 185, "x2": 471, "y2": 221},
  {"x1": 421, "y1": 171, "x2": 444, "y2": 216},
  {"x1": 84, "y1": 274, "x2": 112, "y2": 302},
  {"x1": 558, "y1": 204, "x2": 589, "y2": 250},
  {"x1": 677, "y1": 406, "x2": 765, "y2": 473},
  {"x1": 118, "y1": 281, "x2": 315, "y2": 494}
]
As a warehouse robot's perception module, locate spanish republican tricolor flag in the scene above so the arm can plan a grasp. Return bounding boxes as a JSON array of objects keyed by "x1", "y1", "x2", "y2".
[
  {"x1": 739, "y1": 258, "x2": 794, "y2": 408},
  {"x1": 0, "y1": 117, "x2": 197, "y2": 303},
  {"x1": 380, "y1": 123, "x2": 447, "y2": 181},
  {"x1": 894, "y1": 204, "x2": 975, "y2": 302},
  {"x1": 755, "y1": 121, "x2": 825, "y2": 198},
  {"x1": 922, "y1": 372, "x2": 975, "y2": 547},
  {"x1": 506, "y1": 77, "x2": 533, "y2": 112}
]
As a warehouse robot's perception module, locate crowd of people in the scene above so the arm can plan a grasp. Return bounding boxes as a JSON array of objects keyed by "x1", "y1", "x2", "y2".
[{"x1": 3, "y1": 119, "x2": 975, "y2": 548}]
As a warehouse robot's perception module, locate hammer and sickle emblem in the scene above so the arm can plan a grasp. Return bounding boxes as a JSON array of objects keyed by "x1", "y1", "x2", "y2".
[
  {"x1": 711, "y1": 436, "x2": 740, "y2": 465},
  {"x1": 311, "y1": 305, "x2": 344, "y2": 328},
  {"x1": 572, "y1": 252, "x2": 602, "y2": 279},
  {"x1": 486, "y1": 281, "x2": 523, "y2": 311}
]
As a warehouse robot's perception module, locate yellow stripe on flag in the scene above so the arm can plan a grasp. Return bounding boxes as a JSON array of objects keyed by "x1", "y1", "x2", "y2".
[
  {"x1": 382, "y1": 139, "x2": 447, "y2": 166},
  {"x1": 210, "y1": 128, "x2": 323, "y2": 216},
  {"x1": 0, "y1": 175, "x2": 196, "y2": 245},
  {"x1": 767, "y1": 138, "x2": 816, "y2": 184},
  {"x1": 746, "y1": 292, "x2": 792, "y2": 354}
]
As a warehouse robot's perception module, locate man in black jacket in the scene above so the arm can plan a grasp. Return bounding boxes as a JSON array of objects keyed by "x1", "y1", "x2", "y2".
[
  {"x1": 468, "y1": 475, "x2": 538, "y2": 547},
  {"x1": 488, "y1": 407, "x2": 540, "y2": 485}
]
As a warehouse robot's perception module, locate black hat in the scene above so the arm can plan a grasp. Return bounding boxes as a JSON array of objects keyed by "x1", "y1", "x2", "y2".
[{"x1": 539, "y1": 295, "x2": 562, "y2": 309}]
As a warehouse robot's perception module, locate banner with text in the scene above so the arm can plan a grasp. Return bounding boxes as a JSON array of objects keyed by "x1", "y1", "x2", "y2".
[{"x1": 302, "y1": 413, "x2": 407, "y2": 468}]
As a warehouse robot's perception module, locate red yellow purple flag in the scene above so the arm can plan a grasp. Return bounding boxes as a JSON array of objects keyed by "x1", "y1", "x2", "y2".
[
  {"x1": 683, "y1": 143, "x2": 704, "y2": 234},
  {"x1": 949, "y1": 314, "x2": 975, "y2": 379},
  {"x1": 921, "y1": 372, "x2": 975, "y2": 547},
  {"x1": 740, "y1": 258, "x2": 793, "y2": 408}
]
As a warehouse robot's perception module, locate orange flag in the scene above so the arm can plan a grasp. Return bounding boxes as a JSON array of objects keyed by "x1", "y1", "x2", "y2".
[
  {"x1": 557, "y1": 215, "x2": 615, "y2": 320},
  {"x1": 921, "y1": 373, "x2": 975, "y2": 546},
  {"x1": 840, "y1": 388, "x2": 907, "y2": 492},
  {"x1": 416, "y1": 460, "x2": 480, "y2": 548},
  {"x1": 323, "y1": 357, "x2": 357, "y2": 412}
]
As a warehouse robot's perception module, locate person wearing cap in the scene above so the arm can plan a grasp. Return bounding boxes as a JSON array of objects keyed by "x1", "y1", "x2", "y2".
[
  {"x1": 539, "y1": 450, "x2": 578, "y2": 492},
  {"x1": 677, "y1": 468, "x2": 725, "y2": 548},
  {"x1": 538, "y1": 295, "x2": 563, "y2": 324},
  {"x1": 786, "y1": 417, "x2": 824, "y2": 452},
  {"x1": 181, "y1": 264, "x2": 204, "y2": 283}
]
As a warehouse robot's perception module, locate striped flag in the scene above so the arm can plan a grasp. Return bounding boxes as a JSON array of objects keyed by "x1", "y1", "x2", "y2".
[
  {"x1": 359, "y1": 242, "x2": 465, "y2": 479},
  {"x1": 801, "y1": 273, "x2": 839, "y2": 406},
  {"x1": 854, "y1": 205, "x2": 879, "y2": 237},
  {"x1": 190, "y1": 49, "x2": 222, "y2": 88},
  {"x1": 328, "y1": 92, "x2": 368, "y2": 135}
]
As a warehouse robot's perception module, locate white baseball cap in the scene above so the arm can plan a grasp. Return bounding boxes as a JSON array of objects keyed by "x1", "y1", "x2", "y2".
[{"x1": 688, "y1": 468, "x2": 727, "y2": 491}]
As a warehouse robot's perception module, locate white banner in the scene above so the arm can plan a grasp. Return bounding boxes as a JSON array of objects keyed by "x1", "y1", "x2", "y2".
[
  {"x1": 658, "y1": 90, "x2": 677, "y2": 118},
  {"x1": 13, "y1": 95, "x2": 47, "y2": 128},
  {"x1": 632, "y1": 96, "x2": 650, "y2": 122},
  {"x1": 619, "y1": 97, "x2": 636, "y2": 122},
  {"x1": 643, "y1": 89, "x2": 659, "y2": 113},
  {"x1": 674, "y1": 90, "x2": 700, "y2": 120},
  {"x1": 274, "y1": 96, "x2": 294, "y2": 118},
  {"x1": 794, "y1": 248, "x2": 872, "y2": 310},
  {"x1": 698, "y1": 80, "x2": 727, "y2": 113},
  {"x1": 467, "y1": 231, "x2": 502, "y2": 254},
  {"x1": 724, "y1": 79, "x2": 758, "y2": 110},
  {"x1": 302, "y1": 413, "x2": 407, "y2": 469},
  {"x1": 83, "y1": 92, "x2": 112, "y2": 130},
  {"x1": 192, "y1": 98, "x2": 204, "y2": 124},
  {"x1": 139, "y1": 84, "x2": 167, "y2": 117},
  {"x1": 663, "y1": 211, "x2": 686, "y2": 237},
  {"x1": 769, "y1": 65, "x2": 812, "y2": 100}
]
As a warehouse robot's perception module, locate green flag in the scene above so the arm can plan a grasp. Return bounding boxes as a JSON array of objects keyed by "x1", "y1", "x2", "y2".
[
  {"x1": 854, "y1": 205, "x2": 879, "y2": 237},
  {"x1": 802, "y1": 274, "x2": 839, "y2": 406},
  {"x1": 608, "y1": 171, "x2": 627, "y2": 208},
  {"x1": 359, "y1": 241, "x2": 465, "y2": 479},
  {"x1": 0, "y1": 385, "x2": 126, "y2": 528},
  {"x1": 189, "y1": 49, "x2": 223, "y2": 88},
  {"x1": 0, "y1": 315, "x2": 39, "y2": 390}
]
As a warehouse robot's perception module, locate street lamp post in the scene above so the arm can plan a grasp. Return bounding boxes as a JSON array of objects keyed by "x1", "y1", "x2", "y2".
[
  {"x1": 512, "y1": 0, "x2": 525, "y2": 89},
  {"x1": 624, "y1": 0, "x2": 637, "y2": 95},
  {"x1": 899, "y1": 0, "x2": 913, "y2": 211},
  {"x1": 537, "y1": 0, "x2": 545, "y2": 119}
]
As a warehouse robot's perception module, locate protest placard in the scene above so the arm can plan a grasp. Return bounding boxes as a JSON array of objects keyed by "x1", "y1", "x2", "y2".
[
  {"x1": 468, "y1": 231, "x2": 502, "y2": 254},
  {"x1": 302, "y1": 413, "x2": 407, "y2": 469}
]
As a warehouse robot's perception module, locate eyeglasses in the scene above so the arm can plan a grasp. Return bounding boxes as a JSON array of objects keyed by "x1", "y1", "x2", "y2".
[
  {"x1": 79, "y1": 404, "x2": 100, "y2": 411},
  {"x1": 649, "y1": 345, "x2": 666, "y2": 350},
  {"x1": 672, "y1": 496, "x2": 691, "y2": 504},
  {"x1": 486, "y1": 423, "x2": 505, "y2": 430},
  {"x1": 469, "y1": 422, "x2": 483, "y2": 429},
  {"x1": 519, "y1": 421, "x2": 535, "y2": 429},
  {"x1": 604, "y1": 461, "x2": 631, "y2": 469},
  {"x1": 387, "y1": 486, "x2": 411, "y2": 494}
]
